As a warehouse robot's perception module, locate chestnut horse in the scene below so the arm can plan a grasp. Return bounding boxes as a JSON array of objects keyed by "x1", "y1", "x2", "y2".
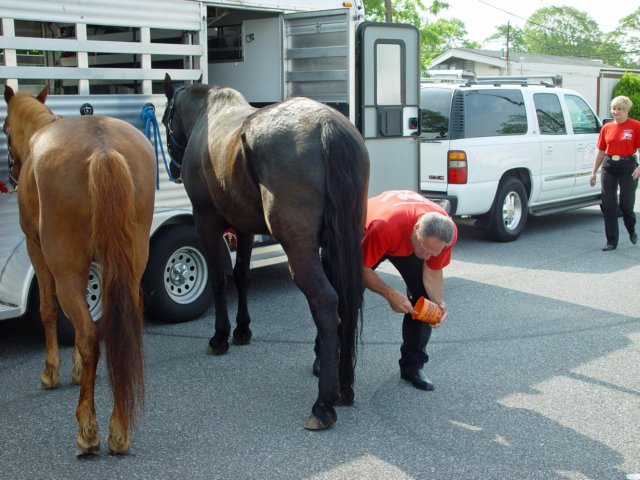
[
  {"x1": 3, "y1": 85, "x2": 156, "y2": 455},
  {"x1": 162, "y1": 74, "x2": 370, "y2": 429}
]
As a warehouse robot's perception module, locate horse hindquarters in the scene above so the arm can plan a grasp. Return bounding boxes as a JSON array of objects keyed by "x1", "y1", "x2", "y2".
[{"x1": 87, "y1": 150, "x2": 148, "y2": 454}]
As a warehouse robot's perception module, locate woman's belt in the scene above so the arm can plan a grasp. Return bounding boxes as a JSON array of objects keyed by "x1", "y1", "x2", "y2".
[{"x1": 605, "y1": 154, "x2": 637, "y2": 161}]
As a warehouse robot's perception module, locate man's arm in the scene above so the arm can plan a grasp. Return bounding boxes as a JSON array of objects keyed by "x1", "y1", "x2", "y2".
[{"x1": 363, "y1": 266, "x2": 413, "y2": 314}]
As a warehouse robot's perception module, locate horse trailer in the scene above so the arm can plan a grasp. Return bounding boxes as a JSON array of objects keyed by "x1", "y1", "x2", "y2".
[{"x1": 0, "y1": 0, "x2": 420, "y2": 336}]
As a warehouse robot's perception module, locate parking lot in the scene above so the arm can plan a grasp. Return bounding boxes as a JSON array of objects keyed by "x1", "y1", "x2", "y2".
[{"x1": 1, "y1": 204, "x2": 639, "y2": 480}]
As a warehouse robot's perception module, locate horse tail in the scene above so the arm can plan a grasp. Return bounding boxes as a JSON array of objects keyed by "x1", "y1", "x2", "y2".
[
  {"x1": 319, "y1": 116, "x2": 369, "y2": 389},
  {"x1": 88, "y1": 149, "x2": 144, "y2": 429}
]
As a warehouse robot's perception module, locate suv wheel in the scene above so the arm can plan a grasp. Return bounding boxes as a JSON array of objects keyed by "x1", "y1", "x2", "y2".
[{"x1": 488, "y1": 177, "x2": 528, "y2": 242}]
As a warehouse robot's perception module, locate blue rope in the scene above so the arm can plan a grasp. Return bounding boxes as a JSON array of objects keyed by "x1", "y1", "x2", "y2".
[{"x1": 141, "y1": 103, "x2": 176, "y2": 189}]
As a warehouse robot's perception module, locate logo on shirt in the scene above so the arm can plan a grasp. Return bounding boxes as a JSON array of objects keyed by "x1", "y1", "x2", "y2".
[
  {"x1": 381, "y1": 190, "x2": 426, "y2": 205},
  {"x1": 623, "y1": 129, "x2": 633, "y2": 140}
]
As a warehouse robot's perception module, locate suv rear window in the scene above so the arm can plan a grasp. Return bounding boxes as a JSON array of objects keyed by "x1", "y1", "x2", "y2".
[
  {"x1": 460, "y1": 89, "x2": 527, "y2": 138},
  {"x1": 420, "y1": 88, "x2": 452, "y2": 139}
]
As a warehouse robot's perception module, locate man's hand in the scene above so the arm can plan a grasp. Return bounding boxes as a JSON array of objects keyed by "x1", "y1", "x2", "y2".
[
  {"x1": 387, "y1": 289, "x2": 413, "y2": 315},
  {"x1": 431, "y1": 302, "x2": 447, "y2": 327}
]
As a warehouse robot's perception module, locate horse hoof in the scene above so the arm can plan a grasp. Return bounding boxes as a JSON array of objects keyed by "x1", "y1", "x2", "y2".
[
  {"x1": 38, "y1": 373, "x2": 59, "y2": 390},
  {"x1": 304, "y1": 411, "x2": 336, "y2": 430},
  {"x1": 207, "y1": 336, "x2": 229, "y2": 355},
  {"x1": 75, "y1": 434, "x2": 100, "y2": 457},
  {"x1": 232, "y1": 327, "x2": 252, "y2": 345},
  {"x1": 207, "y1": 344, "x2": 228, "y2": 355},
  {"x1": 304, "y1": 402, "x2": 337, "y2": 430},
  {"x1": 107, "y1": 433, "x2": 130, "y2": 455},
  {"x1": 338, "y1": 388, "x2": 355, "y2": 406},
  {"x1": 75, "y1": 443, "x2": 100, "y2": 457}
]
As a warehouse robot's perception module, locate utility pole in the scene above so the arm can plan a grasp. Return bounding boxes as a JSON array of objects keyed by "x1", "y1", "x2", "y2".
[
  {"x1": 384, "y1": 0, "x2": 393, "y2": 22},
  {"x1": 505, "y1": 21, "x2": 510, "y2": 75}
]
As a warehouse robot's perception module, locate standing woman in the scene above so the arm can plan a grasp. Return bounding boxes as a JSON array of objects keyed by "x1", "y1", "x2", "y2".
[{"x1": 590, "y1": 96, "x2": 640, "y2": 251}]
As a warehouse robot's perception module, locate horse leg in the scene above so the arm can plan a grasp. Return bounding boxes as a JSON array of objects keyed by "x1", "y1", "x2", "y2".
[
  {"x1": 285, "y1": 249, "x2": 340, "y2": 430},
  {"x1": 25, "y1": 239, "x2": 61, "y2": 389},
  {"x1": 193, "y1": 211, "x2": 232, "y2": 355},
  {"x1": 71, "y1": 346, "x2": 82, "y2": 385},
  {"x1": 55, "y1": 275, "x2": 101, "y2": 456},
  {"x1": 232, "y1": 231, "x2": 254, "y2": 345}
]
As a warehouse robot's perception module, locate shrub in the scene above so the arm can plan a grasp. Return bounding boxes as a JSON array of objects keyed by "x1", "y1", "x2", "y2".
[{"x1": 612, "y1": 72, "x2": 640, "y2": 120}]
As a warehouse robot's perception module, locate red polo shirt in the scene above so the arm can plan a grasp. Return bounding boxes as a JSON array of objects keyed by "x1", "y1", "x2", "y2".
[{"x1": 362, "y1": 190, "x2": 457, "y2": 270}]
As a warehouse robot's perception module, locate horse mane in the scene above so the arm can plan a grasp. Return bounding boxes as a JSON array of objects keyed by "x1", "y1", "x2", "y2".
[{"x1": 206, "y1": 86, "x2": 249, "y2": 110}]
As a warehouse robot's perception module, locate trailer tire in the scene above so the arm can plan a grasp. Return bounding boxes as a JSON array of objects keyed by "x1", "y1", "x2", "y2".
[
  {"x1": 26, "y1": 264, "x2": 102, "y2": 346},
  {"x1": 58, "y1": 263, "x2": 103, "y2": 345},
  {"x1": 142, "y1": 224, "x2": 213, "y2": 323}
]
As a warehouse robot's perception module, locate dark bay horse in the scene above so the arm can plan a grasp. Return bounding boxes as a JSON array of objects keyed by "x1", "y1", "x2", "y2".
[
  {"x1": 3, "y1": 85, "x2": 156, "y2": 455},
  {"x1": 162, "y1": 74, "x2": 370, "y2": 429}
]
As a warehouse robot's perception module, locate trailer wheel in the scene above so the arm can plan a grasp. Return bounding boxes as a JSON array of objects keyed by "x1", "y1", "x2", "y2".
[
  {"x1": 142, "y1": 224, "x2": 213, "y2": 323},
  {"x1": 27, "y1": 263, "x2": 102, "y2": 346}
]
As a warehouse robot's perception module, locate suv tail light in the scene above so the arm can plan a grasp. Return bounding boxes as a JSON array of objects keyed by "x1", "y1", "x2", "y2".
[{"x1": 448, "y1": 150, "x2": 468, "y2": 184}]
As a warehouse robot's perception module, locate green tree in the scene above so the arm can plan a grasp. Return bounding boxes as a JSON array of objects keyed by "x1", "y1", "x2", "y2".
[
  {"x1": 605, "y1": 6, "x2": 640, "y2": 68},
  {"x1": 521, "y1": 6, "x2": 623, "y2": 63},
  {"x1": 612, "y1": 72, "x2": 640, "y2": 120},
  {"x1": 363, "y1": 0, "x2": 479, "y2": 76},
  {"x1": 485, "y1": 23, "x2": 526, "y2": 52}
]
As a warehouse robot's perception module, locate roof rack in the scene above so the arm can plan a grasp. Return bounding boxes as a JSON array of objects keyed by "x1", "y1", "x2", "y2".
[{"x1": 465, "y1": 75, "x2": 563, "y2": 88}]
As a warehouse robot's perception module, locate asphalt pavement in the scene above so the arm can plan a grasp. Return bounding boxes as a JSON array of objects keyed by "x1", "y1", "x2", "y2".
[{"x1": 1, "y1": 204, "x2": 639, "y2": 480}]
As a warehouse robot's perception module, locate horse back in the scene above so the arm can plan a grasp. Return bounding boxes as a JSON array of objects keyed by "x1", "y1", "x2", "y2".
[{"x1": 242, "y1": 97, "x2": 368, "y2": 198}]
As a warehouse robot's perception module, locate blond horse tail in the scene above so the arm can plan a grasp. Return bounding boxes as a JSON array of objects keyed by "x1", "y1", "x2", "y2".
[{"x1": 88, "y1": 149, "x2": 144, "y2": 430}]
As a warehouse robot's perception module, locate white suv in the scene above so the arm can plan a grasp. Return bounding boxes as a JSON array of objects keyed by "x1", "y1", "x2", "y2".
[{"x1": 419, "y1": 78, "x2": 602, "y2": 241}]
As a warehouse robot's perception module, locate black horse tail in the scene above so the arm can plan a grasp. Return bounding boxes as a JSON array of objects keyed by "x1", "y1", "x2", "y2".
[{"x1": 319, "y1": 115, "x2": 370, "y2": 396}]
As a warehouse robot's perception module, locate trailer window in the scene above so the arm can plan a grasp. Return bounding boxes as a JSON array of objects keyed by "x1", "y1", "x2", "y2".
[
  {"x1": 375, "y1": 41, "x2": 404, "y2": 105},
  {"x1": 208, "y1": 25, "x2": 242, "y2": 62},
  {"x1": 2, "y1": 14, "x2": 202, "y2": 95},
  {"x1": 10, "y1": 21, "x2": 79, "y2": 94}
]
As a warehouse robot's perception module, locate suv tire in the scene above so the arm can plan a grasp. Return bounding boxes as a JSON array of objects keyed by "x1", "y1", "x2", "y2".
[{"x1": 487, "y1": 177, "x2": 528, "y2": 242}]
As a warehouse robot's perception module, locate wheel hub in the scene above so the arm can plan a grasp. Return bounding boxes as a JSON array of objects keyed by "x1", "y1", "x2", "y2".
[
  {"x1": 163, "y1": 248, "x2": 207, "y2": 303},
  {"x1": 169, "y1": 262, "x2": 189, "y2": 287}
]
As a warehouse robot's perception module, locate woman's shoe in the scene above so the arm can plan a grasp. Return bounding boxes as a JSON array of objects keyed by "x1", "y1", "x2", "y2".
[
  {"x1": 602, "y1": 244, "x2": 617, "y2": 251},
  {"x1": 630, "y1": 232, "x2": 637, "y2": 244}
]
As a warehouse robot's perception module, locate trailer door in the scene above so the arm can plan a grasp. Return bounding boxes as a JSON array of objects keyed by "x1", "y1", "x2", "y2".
[
  {"x1": 357, "y1": 22, "x2": 420, "y2": 196},
  {"x1": 281, "y1": 9, "x2": 351, "y2": 116}
]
